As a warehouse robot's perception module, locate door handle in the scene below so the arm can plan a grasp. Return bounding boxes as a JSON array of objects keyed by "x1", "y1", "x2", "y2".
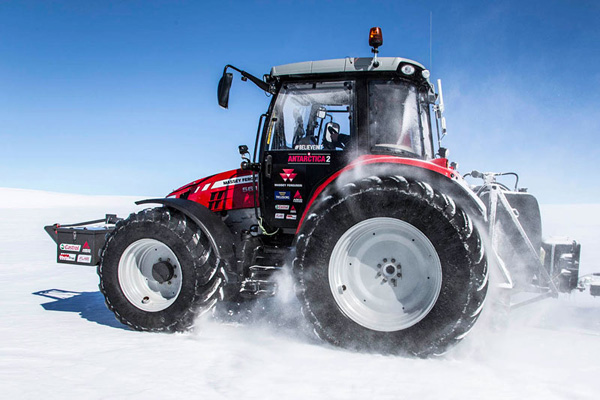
[{"x1": 265, "y1": 155, "x2": 273, "y2": 178}]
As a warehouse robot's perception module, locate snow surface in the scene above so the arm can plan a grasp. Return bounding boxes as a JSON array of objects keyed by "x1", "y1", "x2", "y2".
[{"x1": 1, "y1": 187, "x2": 599, "y2": 399}]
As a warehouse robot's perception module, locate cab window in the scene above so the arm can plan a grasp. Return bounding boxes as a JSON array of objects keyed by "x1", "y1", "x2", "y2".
[{"x1": 267, "y1": 81, "x2": 354, "y2": 151}]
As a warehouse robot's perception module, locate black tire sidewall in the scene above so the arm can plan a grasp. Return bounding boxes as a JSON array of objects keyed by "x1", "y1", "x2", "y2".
[
  {"x1": 298, "y1": 186, "x2": 473, "y2": 354},
  {"x1": 101, "y1": 218, "x2": 202, "y2": 331}
]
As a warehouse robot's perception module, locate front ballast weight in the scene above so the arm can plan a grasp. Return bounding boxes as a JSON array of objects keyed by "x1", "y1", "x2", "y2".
[{"x1": 44, "y1": 214, "x2": 122, "y2": 266}]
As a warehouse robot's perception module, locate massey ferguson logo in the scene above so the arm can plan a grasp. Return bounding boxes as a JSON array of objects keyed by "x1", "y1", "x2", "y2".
[{"x1": 280, "y1": 169, "x2": 297, "y2": 182}]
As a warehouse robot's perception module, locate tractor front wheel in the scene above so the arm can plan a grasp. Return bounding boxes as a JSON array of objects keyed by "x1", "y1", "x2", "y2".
[{"x1": 98, "y1": 207, "x2": 224, "y2": 331}]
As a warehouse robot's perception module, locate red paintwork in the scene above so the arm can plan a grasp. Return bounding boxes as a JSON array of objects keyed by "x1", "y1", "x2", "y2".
[
  {"x1": 168, "y1": 169, "x2": 257, "y2": 211},
  {"x1": 296, "y1": 155, "x2": 458, "y2": 232},
  {"x1": 431, "y1": 157, "x2": 449, "y2": 169}
]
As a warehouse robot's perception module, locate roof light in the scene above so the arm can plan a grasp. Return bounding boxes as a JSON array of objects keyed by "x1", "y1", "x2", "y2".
[
  {"x1": 422, "y1": 69, "x2": 430, "y2": 79},
  {"x1": 401, "y1": 64, "x2": 415, "y2": 75},
  {"x1": 369, "y1": 27, "x2": 383, "y2": 49}
]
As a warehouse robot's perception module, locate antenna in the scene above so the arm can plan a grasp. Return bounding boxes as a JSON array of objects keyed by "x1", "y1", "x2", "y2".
[{"x1": 429, "y1": 12, "x2": 433, "y2": 69}]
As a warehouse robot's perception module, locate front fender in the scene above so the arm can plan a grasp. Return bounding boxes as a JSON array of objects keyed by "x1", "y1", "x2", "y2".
[{"x1": 136, "y1": 198, "x2": 237, "y2": 280}]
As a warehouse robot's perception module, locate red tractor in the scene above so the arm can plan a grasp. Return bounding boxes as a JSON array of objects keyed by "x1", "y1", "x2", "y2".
[{"x1": 46, "y1": 28, "x2": 584, "y2": 357}]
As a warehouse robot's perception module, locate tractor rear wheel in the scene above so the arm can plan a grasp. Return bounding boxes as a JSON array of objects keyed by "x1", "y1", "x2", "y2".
[
  {"x1": 98, "y1": 207, "x2": 224, "y2": 331},
  {"x1": 293, "y1": 175, "x2": 488, "y2": 357}
]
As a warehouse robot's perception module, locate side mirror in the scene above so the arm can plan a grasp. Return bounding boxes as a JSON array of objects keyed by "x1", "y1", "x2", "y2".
[
  {"x1": 317, "y1": 107, "x2": 327, "y2": 119},
  {"x1": 218, "y1": 72, "x2": 233, "y2": 109},
  {"x1": 238, "y1": 145, "x2": 249, "y2": 156}
]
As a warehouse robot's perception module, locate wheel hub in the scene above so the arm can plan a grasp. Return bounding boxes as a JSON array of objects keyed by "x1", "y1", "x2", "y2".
[
  {"x1": 152, "y1": 259, "x2": 175, "y2": 283},
  {"x1": 118, "y1": 238, "x2": 183, "y2": 312},
  {"x1": 328, "y1": 217, "x2": 442, "y2": 332}
]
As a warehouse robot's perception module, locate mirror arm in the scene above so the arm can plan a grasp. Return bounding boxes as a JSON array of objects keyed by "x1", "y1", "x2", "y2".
[{"x1": 224, "y1": 64, "x2": 270, "y2": 93}]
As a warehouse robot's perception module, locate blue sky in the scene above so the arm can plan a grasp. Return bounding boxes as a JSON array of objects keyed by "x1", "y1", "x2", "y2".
[{"x1": 1, "y1": 0, "x2": 598, "y2": 204}]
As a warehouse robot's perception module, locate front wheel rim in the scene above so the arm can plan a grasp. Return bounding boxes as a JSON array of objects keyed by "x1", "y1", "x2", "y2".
[
  {"x1": 118, "y1": 238, "x2": 183, "y2": 312},
  {"x1": 329, "y1": 217, "x2": 442, "y2": 332}
]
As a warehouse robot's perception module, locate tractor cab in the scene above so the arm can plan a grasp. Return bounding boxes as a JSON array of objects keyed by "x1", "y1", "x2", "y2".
[
  {"x1": 254, "y1": 57, "x2": 438, "y2": 232},
  {"x1": 216, "y1": 27, "x2": 446, "y2": 232}
]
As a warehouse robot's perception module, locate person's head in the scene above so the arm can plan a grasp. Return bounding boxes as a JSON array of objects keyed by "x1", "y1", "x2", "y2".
[
  {"x1": 326, "y1": 123, "x2": 340, "y2": 142},
  {"x1": 293, "y1": 108, "x2": 303, "y2": 123}
]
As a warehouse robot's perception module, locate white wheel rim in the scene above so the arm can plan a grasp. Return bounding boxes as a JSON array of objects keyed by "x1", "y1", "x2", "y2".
[
  {"x1": 118, "y1": 238, "x2": 183, "y2": 312},
  {"x1": 329, "y1": 217, "x2": 442, "y2": 331}
]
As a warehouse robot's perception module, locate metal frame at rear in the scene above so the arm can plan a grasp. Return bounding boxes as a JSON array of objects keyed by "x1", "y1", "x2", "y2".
[{"x1": 484, "y1": 184, "x2": 561, "y2": 308}]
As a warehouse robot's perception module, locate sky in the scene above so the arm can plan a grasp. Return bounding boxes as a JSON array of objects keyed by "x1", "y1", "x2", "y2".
[{"x1": 1, "y1": 0, "x2": 599, "y2": 204}]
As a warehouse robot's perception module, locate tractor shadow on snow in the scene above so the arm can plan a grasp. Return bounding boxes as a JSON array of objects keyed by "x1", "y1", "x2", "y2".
[
  {"x1": 33, "y1": 289, "x2": 129, "y2": 330},
  {"x1": 32, "y1": 288, "x2": 320, "y2": 345}
]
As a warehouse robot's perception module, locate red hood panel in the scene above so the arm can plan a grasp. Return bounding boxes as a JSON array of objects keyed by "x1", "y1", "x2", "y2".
[{"x1": 168, "y1": 169, "x2": 257, "y2": 211}]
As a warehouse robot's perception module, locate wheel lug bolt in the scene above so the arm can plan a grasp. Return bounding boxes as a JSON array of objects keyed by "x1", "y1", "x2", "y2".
[
  {"x1": 391, "y1": 258, "x2": 396, "y2": 263},
  {"x1": 383, "y1": 258, "x2": 388, "y2": 263},
  {"x1": 397, "y1": 273, "x2": 402, "y2": 278},
  {"x1": 377, "y1": 264, "x2": 382, "y2": 268}
]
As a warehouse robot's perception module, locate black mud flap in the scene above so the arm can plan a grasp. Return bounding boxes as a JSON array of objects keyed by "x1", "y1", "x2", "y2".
[{"x1": 44, "y1": 214, "x2": 122, "y2": 266}]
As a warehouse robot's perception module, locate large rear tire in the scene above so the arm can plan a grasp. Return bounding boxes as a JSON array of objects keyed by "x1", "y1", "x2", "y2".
[
  {"x1": 293, "y1": 175, "x2": 488, "y2": 357},
  {"x1": 98, "y1": 207, "x2": 224, "y2": 331}
]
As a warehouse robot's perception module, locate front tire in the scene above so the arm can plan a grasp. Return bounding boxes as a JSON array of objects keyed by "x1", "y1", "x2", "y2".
[
  {"x1": 294, "y1": 175, "x2": 488, "y2": 357},
  {"x1": 98, "y1": 207, "x2": 224, "y2": 331}
]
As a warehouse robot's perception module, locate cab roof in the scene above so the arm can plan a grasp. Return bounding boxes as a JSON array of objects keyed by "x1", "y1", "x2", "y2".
[{"x1": 270, "y1": 57, "x2": 426, "y2": 77}]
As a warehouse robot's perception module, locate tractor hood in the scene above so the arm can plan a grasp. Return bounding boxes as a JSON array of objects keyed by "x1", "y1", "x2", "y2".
[{"x1": 167, "y1": 169, "x2": 257, "y2": 212}]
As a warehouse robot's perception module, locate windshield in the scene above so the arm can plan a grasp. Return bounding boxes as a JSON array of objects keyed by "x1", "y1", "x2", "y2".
[
  {"x1": 267, "y1": 81, "x2": 354, "y2": 151},
  {"x1": 369, "y1": 80, "x2": 434, "y2": 159}
]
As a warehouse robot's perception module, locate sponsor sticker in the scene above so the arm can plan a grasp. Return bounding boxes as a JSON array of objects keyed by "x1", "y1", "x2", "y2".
[
  {"x1": 287, "y1": 152, "x2": 331, "y2": 165},
  {"x1": 275, "y1": 213, "x2": 285, "y2": 219},
  {"x1": 274, "y1": 183, "x2": 302, "y2": 188},
  {"x1": 275, "y1": 204, "x2": 290, "y2": 211},
  {"x1": 286, "y1": 214, "x2": 297, "y2": 220},
  {"x1": 60, "y1": 243, "x2": 81, "y2": 252},
  {"x1": 294, "y1": 144, "x2": 324, "y2": 150},
  {"x1": 82, "y1": 241, "x2": 91, "y2": 253},
  {"x1": 77, "y1": 254, "x2": 92, "y2": 264},
  {"x1": 293, "y1": 191, "x2": 303, "y2": 203},
  {"x1": 59, "y1": 253, "x2": 76, "y2": 262},
  {"x1": 279, "y1": 169, "x2": 297, "y2": 182},
  {"x1": 212, "y1": 175, "x2": 254, "y2": 189},
  {"x1": 291, "y1": 206, "x2": 296, "y2": 213},
  {"x1": 274, "y1": 191, "x2": 291, "y2": 201}
]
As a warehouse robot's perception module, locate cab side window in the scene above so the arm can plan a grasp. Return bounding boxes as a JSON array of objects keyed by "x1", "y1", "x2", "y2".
[{"x1": 267, "y1": 81, "x2": 354, "y2": 151}]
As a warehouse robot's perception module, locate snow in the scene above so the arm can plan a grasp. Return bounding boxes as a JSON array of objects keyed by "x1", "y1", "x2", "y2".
[{"x1": 1, "y1": 187, "x2": 599, "y2": 399}]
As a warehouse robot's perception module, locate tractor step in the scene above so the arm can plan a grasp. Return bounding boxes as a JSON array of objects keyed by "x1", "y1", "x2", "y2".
[
  {"x1": 240, "y1": 279, "x2": 277, "y2": 297},
  {"x1": 239, "y1": 265, "x2": 282, "y2": 297}
]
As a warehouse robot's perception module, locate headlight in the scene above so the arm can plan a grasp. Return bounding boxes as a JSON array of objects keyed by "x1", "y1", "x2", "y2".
[{"x1": 401, "y1": 64, "x2": 415, "y2": 75}]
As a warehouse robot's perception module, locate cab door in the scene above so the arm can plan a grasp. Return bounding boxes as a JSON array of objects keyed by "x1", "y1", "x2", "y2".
[{"x1": 260, "y1": 80, "x2": 356, "y2": 232}]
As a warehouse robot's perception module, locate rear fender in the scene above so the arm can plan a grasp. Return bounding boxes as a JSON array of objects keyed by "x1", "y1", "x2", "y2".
[
  {"x1": 297, "y1": 160, "x2": 487, "y2": 233},
  {"x1": 136, "y1": 198, "x2": 238, "y2": 281}
]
